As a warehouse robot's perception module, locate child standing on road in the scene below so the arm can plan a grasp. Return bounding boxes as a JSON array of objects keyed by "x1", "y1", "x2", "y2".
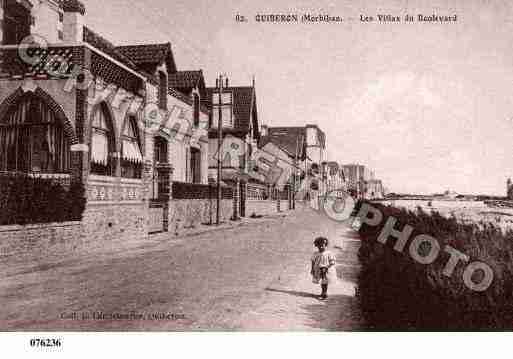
[{"x1": 310, "y1": 237, "x2": 336, "y2": 300}]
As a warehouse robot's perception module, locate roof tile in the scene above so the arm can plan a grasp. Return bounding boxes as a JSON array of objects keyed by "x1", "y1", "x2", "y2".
[
  {"x1": 116, "y1": 43, "x2": 176, "y2": 73},
  {"x1": 168, "y1": 70, "x2": 203, "y2": 90}
]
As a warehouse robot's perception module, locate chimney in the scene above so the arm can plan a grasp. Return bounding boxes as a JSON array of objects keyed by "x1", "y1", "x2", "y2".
[{"x1": 62, "y1": 0, "x2": 86, "y2": 43}]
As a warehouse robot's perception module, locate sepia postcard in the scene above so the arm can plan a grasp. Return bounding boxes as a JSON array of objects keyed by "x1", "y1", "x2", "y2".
[{"x1": 1, "y1": 0, "x2": 513, "y2": 355}]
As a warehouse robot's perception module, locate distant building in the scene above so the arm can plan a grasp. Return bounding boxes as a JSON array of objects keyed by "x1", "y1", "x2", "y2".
[
  {"x1": 367, "y1": 179, "x2": 384, "y2": 199},
  {"x1": 259, "y1": 124, "x2": 326, "y2": 199},
  {"x1": 260, "y1": 124, "x2": 326, "y2": 164},
  {"x1": 321, "y1": 161, "x2": 346, "y2": 192},
  {"x1": 343, "y1": 164, "x2": 367, "y2": 198},
  {"x1": 443, "y1": 190, "x2": 459, "y2": 199},
  {"x1": 342, "y1": 163, "x2": 384, "y2": 199},
  {"x1": 206, "y1": 81, "x2": 260, "y2": 184}
]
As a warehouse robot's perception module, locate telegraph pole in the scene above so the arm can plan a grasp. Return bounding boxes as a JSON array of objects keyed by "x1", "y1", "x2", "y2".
[{"x1": 216, "y1": 74, "x2": 223, "y2": 225}]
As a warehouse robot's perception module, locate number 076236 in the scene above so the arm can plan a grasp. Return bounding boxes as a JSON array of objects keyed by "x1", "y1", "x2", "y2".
[{"x1": 29, "y1": 338, "x2": 62, "y2": 348}]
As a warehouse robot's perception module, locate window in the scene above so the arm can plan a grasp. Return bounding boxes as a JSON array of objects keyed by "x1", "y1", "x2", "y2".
[
  {"x1": 3, "y1": 0, "x2": 32, "y2": 45},
  {"x1": 212, "y1": 92, "x2": 232, "y2": 104},
  {"x1": 211, "y1": 91, "x2": 233, "y2": 128},
  {"x1": 59, "y1": 12, "x2": 64, "y2": 23},
  {"x1": 58, "y1": 30, "x2": 63, "y2": 40},
  {"x1": 90, "y1": 104, "x2": 115, "y2": 176},
  {"x1": 154, "y1": 136, "x2": 168, "y2": 164},
  {"x1": 158, "y1": 71, "x2": 168, "y2": 109},
  {"x1": 189, "y1": 147, "x2": 201, "y2": 184},
  {"x1": 0, "y1": 93, "x2": 70, "y2": 173},
  {"x1": 193, "y1": 93, "x2": 200, "y2": 127},
  {"x1": 212, "y1": 106, "x2": 232, "y2": 127},
  {"x1": 121, "y1": 116, "x2": 143, "y2": 179}
]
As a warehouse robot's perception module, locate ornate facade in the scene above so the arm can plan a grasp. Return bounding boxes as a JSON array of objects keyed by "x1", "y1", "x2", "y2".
[{"x1": 0, "y1": 0, "x2": 215, "y2": 239}]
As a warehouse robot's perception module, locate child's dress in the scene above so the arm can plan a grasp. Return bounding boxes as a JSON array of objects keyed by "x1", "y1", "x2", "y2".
[{"x1": 311, "y1": 250, "x2": 337, "y2": 284}]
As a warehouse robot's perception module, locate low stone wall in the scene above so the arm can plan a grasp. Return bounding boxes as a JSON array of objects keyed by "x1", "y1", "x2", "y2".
[
  {"x1": 246, "y1": 200, "x2": 280, "y2": 217},
  {"x1": 82, "y1": 202, "x2": 148, "y2": 243},
  {"x1": 0, "y1": 221, "x2": 82, "y2": 257},
  {"x1": 169, "y1": 198, "x2": 233, "y2": 235}
]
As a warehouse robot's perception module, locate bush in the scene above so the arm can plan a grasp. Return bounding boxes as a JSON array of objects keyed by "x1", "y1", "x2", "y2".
[
  {"x1": 0, "y1": 173, "x2": 86, "y2": 226},
  {"x1": 356, "y1": 200, "x2": 513, "y2": 330}
]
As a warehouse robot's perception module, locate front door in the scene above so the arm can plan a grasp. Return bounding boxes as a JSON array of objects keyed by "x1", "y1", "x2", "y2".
[{"x1": 149, "y1": 136, "x2": 171, "y2": 234}]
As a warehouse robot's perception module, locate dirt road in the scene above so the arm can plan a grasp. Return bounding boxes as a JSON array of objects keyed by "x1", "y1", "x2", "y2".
[{"x1": 0, "y1": 208, "x2": 362, "y2": 331}]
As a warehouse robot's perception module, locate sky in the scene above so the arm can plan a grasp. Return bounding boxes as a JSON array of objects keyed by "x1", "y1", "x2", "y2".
[{"x1": 82, "y1": 0, "x2": 513, "y2": 195}]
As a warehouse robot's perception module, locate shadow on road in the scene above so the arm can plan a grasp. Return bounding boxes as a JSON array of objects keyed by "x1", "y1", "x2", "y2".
[{"x1": 264, "y1": 287, "x2": 318, "y2": 299}]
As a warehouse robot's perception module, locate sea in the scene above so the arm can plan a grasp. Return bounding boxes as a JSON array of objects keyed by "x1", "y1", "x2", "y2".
[{"x1": 379, "y1": 199, "x2": 513, "y2": 231}]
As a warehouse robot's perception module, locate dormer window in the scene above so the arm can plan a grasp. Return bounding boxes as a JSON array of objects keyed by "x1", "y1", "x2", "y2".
[
  {"x1": 158, "y1": 71, "x2": 168, "y2": 109},
  {"x1": 3, "y1": 0, "x2": 32, "y2": 45}
]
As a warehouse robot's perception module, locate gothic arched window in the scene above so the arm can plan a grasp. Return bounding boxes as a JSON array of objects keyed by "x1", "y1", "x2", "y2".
[{"x1": 0, "y1": 93, "x2": 70, "y2": 173}]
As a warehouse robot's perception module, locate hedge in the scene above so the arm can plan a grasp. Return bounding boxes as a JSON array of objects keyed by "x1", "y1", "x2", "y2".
[
  {"x1": 0, "y1": 173, "x2": 86, "y2": 226},
  {"x1": 356, "y1": 200, "x2": 513, "y2": 330}
]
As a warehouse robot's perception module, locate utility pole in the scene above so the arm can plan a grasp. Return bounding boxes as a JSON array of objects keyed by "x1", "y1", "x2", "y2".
[
  {"x1": 293, "y1": 135, "x2": 300, "y2": 210},
  {"x1": 216, "y1": 74, "x2": 223, "y2": 225}
]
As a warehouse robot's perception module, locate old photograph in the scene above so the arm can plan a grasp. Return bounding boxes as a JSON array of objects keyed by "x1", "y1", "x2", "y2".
[{"x1": 0, "y1": 0, "x2": 512, "y2": 342}]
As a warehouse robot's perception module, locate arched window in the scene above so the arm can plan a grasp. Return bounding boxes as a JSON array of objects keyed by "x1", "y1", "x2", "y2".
[
  {"x1": 121, "y1": 116, "x2": 143, "y2": 179},
  {"x1": 90, "y1": 103, "x2": 115, "y2": 176},
  {"x1": 0, "y1": 93, "x2": 70, "y2": 173}
]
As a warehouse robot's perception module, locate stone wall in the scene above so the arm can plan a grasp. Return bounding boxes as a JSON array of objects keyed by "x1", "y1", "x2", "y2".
[
  {"x1": 83, "y1": 175, "x2": 148, "y2": 241},
  {"x1": 246, "y1": 199, "x2": 280, "y2": 217},
  {"x1": 82, "y1": 203, "x2": 147, "y2": 243},
  {"x1": 0, "y1": 201, "x2": 148, "y2": 258},
  {"x1": 0, "y1": 221, "x2": 82, "y2": 258},
  {"x1": 169, "y1": 198, "x2": 233, "y2": 235}
]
